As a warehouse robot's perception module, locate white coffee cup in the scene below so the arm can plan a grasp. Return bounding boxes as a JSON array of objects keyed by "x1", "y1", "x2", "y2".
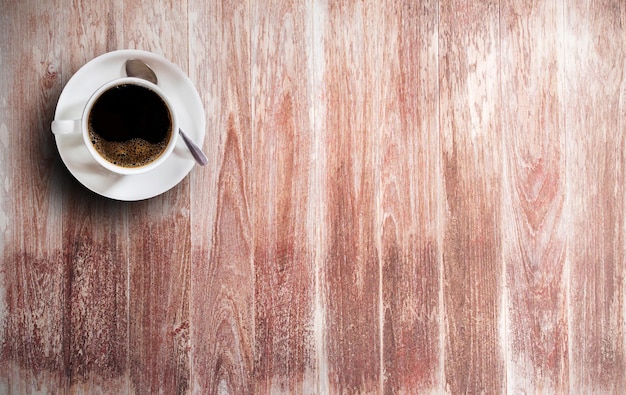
[{"x1": 51, "y1": 77, "x2": 178, "y2": 175}]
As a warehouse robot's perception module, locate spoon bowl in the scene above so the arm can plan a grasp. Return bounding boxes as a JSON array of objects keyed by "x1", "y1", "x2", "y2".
[{"x1": 125, "y1": 58, "x2": 158, "y2": 84}]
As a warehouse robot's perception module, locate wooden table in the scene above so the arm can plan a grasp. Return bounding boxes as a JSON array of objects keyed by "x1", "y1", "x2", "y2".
[{"x1": 1, "y1": 0, "x2": 625, "y2": 393}]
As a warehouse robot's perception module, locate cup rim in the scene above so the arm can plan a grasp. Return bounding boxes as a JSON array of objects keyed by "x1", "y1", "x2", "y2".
[{"x1": 81, "y1": 77, "x2": 179, "y2": 176}]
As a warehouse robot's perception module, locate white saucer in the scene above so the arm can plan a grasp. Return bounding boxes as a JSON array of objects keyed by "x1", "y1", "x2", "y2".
[{"x1": 53, "y1": 49, "x2": 206, "y2": 201}]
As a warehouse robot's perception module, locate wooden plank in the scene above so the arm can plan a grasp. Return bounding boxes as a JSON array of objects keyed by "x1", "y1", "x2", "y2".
[
  {"x1": 377, "y1": 2, "x2": 441, "y2": 393},
  {"x1": 123, "y1": 2, "x2": 192, "y2": 393},
  {"x1": 128, "y1": 192, "x2": 191, "y2": 394},
  {"x1": 316, "y1": 1, "x2": 381, "y2": 392},
  {"x1": 59, "y1": 2, "x2": 129, "y2": 394},
  {"x1": 566, "y1": 1, "x2": 626, "y2": 392},
  {"x1": 0, "y1": 1, "x2": 67, "y2": 393},
  {"x1": 63, "y1": 0, "x2": 124, "y2": 69},
  {"x1": 500, "y1": 0, "x2": 569, "y2": 392},
  {"x1": 250, "y1": 0, "x2": 317, "y2": 393},
  {"x1": 64, "y1": 198, "x2": 129, "y2": 395},
  {"x1": 438, "y1": 1, "x2": 504, "y2": 393},
  {"x1": 188, "y1": 0, "x2": 254, "y2": 393}
]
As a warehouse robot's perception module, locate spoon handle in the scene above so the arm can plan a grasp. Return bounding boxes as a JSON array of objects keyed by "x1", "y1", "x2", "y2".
[{"x1": 179, "y1": 129, "x2": 209, "y2": 166}]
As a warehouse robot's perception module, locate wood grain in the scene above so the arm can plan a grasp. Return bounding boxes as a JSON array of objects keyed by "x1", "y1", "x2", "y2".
[
  {"x1": 251, "y1": 1, "x2": 317, "y2": 393},
  {"x1": 566, "y1": 0, "x2": 626, "y2": 392},
  {"x1": 378, "y1": 2, "x2": 441, "y2": 393},
  {"x1": 128, "y1": 194, "x2": 191, "y2": 395},
  {"x1": 64, "y1": 198, "x2": 129, "y2": 394},
  {"x1": 500, "y1": 0, "x2": 568, "y2": 392},
  {"x1": 439, "y1": 1, "x2": 504, "y2": 393},
  {"x1": 317, "y1": 2, "x2": 381, "y2": 392},
  {"x1": 189, "y1": 1, "x2": 254, "y2": 393},
  {"x1": 1, "y1": 1, "x2": 626, "y2": 393},
  {"x1": 0, "y1": 0, "x2": 66, "y2": 392}
]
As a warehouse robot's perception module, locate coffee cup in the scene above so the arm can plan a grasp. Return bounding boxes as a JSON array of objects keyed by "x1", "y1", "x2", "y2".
[{"x1": 52, "y1": 77, "x2": 178, "y2": 175}]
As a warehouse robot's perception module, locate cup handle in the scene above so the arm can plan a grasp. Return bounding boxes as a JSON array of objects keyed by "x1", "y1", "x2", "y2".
[{"x1": 51, "y1": 119, "x2": 81, "y2": 135}]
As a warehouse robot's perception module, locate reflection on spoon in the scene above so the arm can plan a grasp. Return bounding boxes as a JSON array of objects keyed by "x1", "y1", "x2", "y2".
[{"x1": 125, "y1": 58, "x2": 208, "y2": 166}]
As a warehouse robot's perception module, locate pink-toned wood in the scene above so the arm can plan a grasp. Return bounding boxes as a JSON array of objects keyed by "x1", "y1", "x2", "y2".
[
  {"x1": 189, "y1": 1, "x2": 255, "y2": 393},
  {"x1": 128, "y1": 193, "x2": 191, "y2": 395},
  {"x1": 317, "y1": 2, "x2": 381, "y2": 392},
  {"x1": 251, "y1": 1, "x2": 317, "y2": 393},
  {"x1": 378, "y1": 2, "x2": 441, "y2": 393},
  {"x1": 2, "y1": 1, "x2": 626, "y2": 393},
  {"x1": 63, "y1": 0, "x2": 123, "y2": 66},
  {"x1": 124, "y1": 2, "x2": 192, "y2": 394},
  {"x1": 566, "y1": 1, "x2": 626, "y2": 392},
  {"x1": 500, "y1": 0, "x2": 569, "y2": 392},
  {"x1": 439, "y1": 1, "x2": 504, "y2": 393},
  {"x1": 64, "y1": 197, "x2": 129, "y2": 395},
  {"x1": 0, "y1": 0, "x2": 67, "y2": 392}
]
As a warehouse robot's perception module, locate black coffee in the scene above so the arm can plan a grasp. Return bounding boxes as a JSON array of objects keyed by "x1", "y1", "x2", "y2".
[{"x1": 88, "y1": 84, "x2": 172, "y2": 168}]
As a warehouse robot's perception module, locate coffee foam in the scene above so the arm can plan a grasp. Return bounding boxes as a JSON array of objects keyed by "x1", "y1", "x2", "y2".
[{"x1": 89, "y1": 131, "x2": 170, "y2": 168}]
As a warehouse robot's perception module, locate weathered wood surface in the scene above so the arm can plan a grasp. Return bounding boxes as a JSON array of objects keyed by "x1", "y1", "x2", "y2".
[
  {"x1": 1, "y1": 1, "x2": 625, "y2": 393},
  {"x1": 439, "y1": 1, "x2": 505, "y2": 392},
  {"x1": 566, "y1": 1, "x2": 626, "y2": 393},
  {"x1": 501, "y1": 0, "x2": 568, "y2": 392}
]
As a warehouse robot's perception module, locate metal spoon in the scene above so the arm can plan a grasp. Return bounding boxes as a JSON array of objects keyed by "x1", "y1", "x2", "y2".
[{"x1": 125, "y1": 58, "x2": 208, "y2": 166}]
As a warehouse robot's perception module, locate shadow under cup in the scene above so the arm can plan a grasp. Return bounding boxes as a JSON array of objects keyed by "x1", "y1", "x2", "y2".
[{"x1": 84, "y1": 78, "x2": 178, "y2": 175}]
